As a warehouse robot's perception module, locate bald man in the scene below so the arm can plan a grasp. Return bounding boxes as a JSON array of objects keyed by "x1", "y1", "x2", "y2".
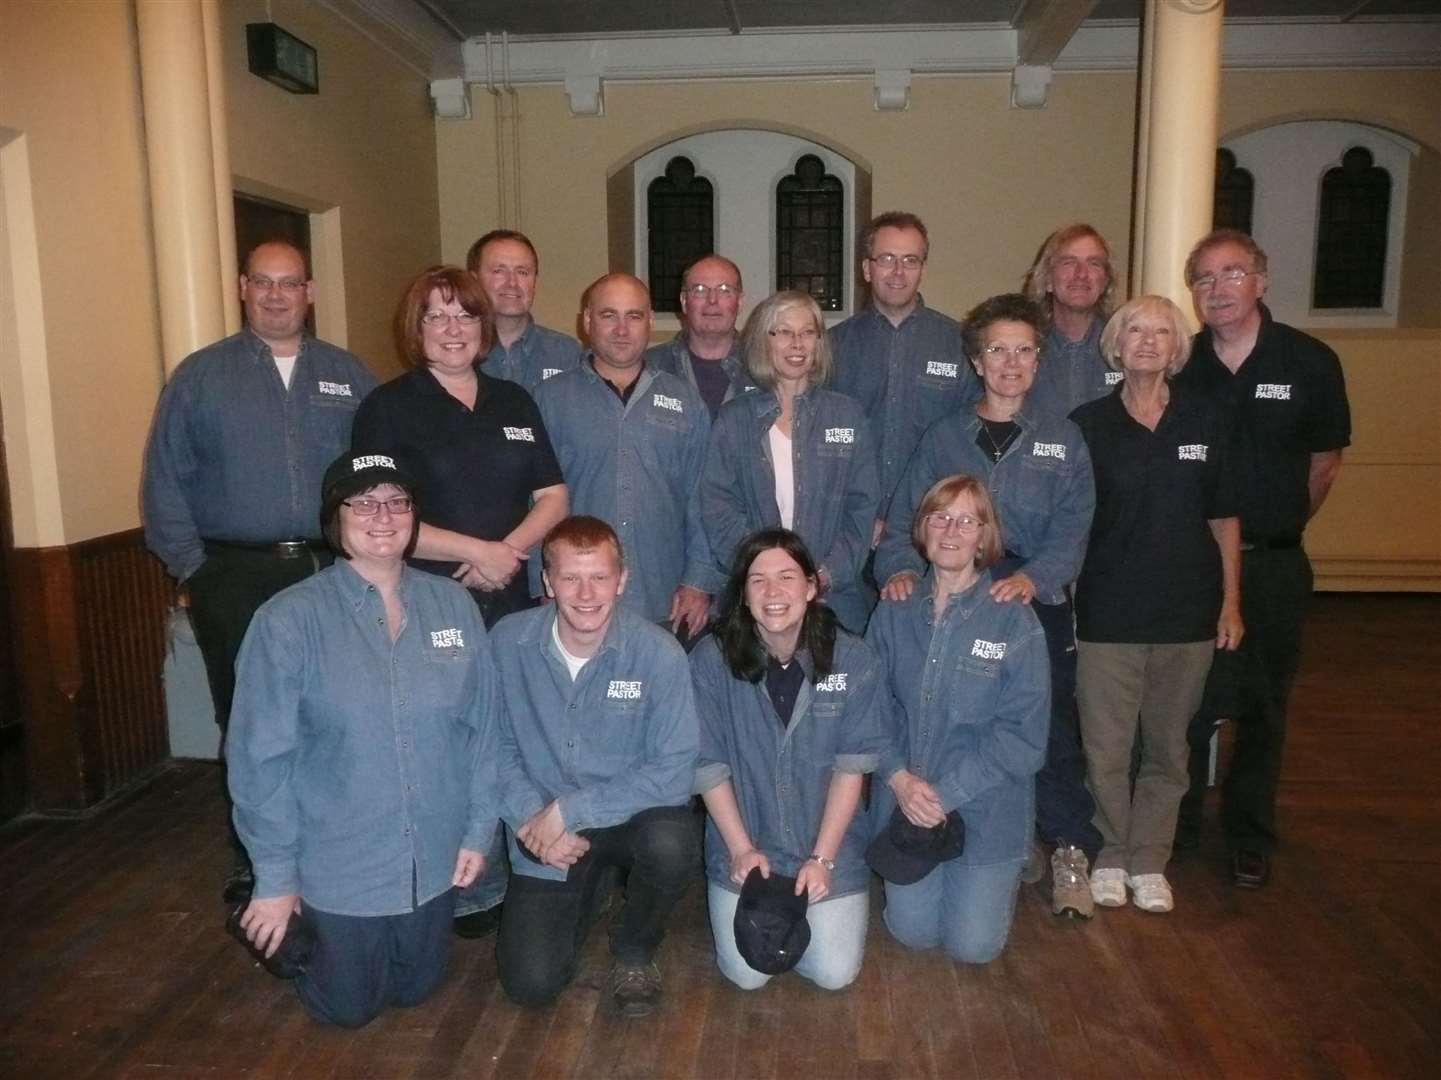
[{"x1": 534, "y1": 274, "x2": 717, "y2": 642}]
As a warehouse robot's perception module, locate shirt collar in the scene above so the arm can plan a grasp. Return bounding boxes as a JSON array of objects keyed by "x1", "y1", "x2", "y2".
[
  {"x1": 330, "y1": 558, "x2": 411, "y2": 613},
  {"x1": 241, "y1": 325, "x2": 311, "y2": 363}
]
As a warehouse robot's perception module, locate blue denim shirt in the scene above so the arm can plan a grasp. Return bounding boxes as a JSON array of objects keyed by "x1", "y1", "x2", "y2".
[
  {"x1": 536, "y1": 361, "x2": 720, "y2": 621},
  {"x1": 143, "y1": 329, "x2": 377, "y2": 580},
  {"x1": 701, "y1": 387, "x2": 880, "y2": 632},
  {"x1": 865, "y1": 570, "x2": 1049, "y2": 866},
  {"x1": 875, "y1": 407, "x2": 1095, "y2": 604},
  {"x1": 829, "y1": 301, "x2": 981, "y2": 510},
  {"x1": 691, "y1": 632, "x2": 887, "y2": 897},
  {"x1": 491, "y1": 606, "x2": 699, "y2": 881},
  {"x1": 227, "y1": 562, "x2": 499, "y2": 916},
  {"x1": 1028, "y1": 319, "x2": 1122, "y2": 421},
  {"x1": 644, "y1": 334, "x2": 757, "y2": 413},
  {"x1": 482, "y1": 320, "x2": 583, "y2": 398}
]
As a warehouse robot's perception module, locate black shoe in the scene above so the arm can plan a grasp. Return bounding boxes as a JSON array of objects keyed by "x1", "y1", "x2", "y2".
[
  {"x1": 610, "y1": 959, "x2": 662, "y2": 1018},
  {"x1": 1232, "y1": 849, "x2": 1270, "y2": 889},
  {"x1": 226, "y1": 903, "x2": 316, "y2": 979},
  {"x1": 452, "y1": 905, "x2": 503, "y2": 939},
  {"x1": 223, "y1": 865, "x2": 255, "y2": 904}
]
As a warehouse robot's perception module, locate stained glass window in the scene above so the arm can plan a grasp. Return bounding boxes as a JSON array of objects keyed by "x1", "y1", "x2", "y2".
[
  {"x1": 1213, "y1": 148, "x2": 1254, "y2": 236},
  {"x1": 1313, "y1": 146, "x2": 1390, "y2": 310},
  {"x1": 776, "y1": 154, "x2": 844, "y2": 311},
  {"x1": 647, "y1": 156, "x2": 714, "y2": 314}
]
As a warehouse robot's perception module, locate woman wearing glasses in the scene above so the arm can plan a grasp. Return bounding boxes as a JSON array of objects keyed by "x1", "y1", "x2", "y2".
[
  {"x1": 1068, "y1": 296, "x2": 1242, "y2": 913},
  {"x1": 228, "y1": 452, "x2": 499, "y2": 1027},
  {"x1": 352, "y1": 265, "x2": 567, "y2": 937},
  {"x1": 701, "y1": 291, "x2": 880, "y2": 633},
  {"x1": 866, "y1": 474, "x2": 1049, "y2": 961},
  {"x1": 874, "y1": 293, "x2": 1100, "y2": 920}
]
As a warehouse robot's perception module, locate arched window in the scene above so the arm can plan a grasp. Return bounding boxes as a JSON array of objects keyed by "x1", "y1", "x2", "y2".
[
  {"x1": 775, "y1": 154, "x2": 845, "y2": 311},
  {"x1": 1212, "y1": 148, "x2": 1254, "y2": 236},
  {"x1": 1313, "y1": 146, "x2": 1391, "y2": 310},
  {"x1": 646, "y1": 156, "x2": 713, "y2": 314}
]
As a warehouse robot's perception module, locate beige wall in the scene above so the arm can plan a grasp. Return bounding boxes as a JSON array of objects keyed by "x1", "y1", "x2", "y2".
[{"x1": 0, "y1": 0, "x2": 440, "y2": 544}]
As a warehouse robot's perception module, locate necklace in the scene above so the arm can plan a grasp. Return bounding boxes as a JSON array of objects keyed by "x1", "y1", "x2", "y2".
[{"x1": 978, "y1": 417, "x2": 1021, "y2": 463}]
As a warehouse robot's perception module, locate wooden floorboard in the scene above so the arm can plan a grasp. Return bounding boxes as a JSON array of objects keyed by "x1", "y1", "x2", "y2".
[{"x1": 1, "y1": 594, "x2": 1438, "y2": 1079}]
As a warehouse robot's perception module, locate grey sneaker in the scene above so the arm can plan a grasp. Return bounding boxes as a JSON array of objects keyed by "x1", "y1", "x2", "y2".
[
  {"x1": 610, "y1": 959, "x2": 662, "y2": 1017},
  {"x1": 1020, "y1": 840, "x2": 1046, "y2": 885},
  {"x1": 1050, "y1": 844, "x2": 1095, "y2": 920}
]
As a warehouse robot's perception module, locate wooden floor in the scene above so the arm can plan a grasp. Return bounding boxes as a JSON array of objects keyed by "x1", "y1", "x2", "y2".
[{"x1": 2, "y1": 594, "x2": 1438, "y2": 1080}]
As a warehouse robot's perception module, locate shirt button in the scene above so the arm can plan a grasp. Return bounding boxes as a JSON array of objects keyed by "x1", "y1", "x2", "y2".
[
  {"x1": 568, "y1": 703, "x2": 577, "y2": 710},
  {"x1": 567, "y1": 739, "x2": 575, "y2": 748}
]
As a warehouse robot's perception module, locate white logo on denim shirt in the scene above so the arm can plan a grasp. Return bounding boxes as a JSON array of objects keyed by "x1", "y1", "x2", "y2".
[
  {"x1": 652, "y1": 393, "x2": 684, "y2": 414},
  {"x1": 1178, "y1": 443, "x2": 1208, "y2": 462},
  {"x1": 318, "y1": 381, "x2": 353, "y2": 397},
  {"x1": 503, "y1": 427, "x2": 536, "y2": 442},
  {"x1": 814, "y1": 673, "x2": 848, "y2": 692},
  {"x1": 430, "y1": 628, "x2": 465, "y2": 649},
  {"x1": 1032, "y1": 442, "x2": 1066, "y2": 460},
  {"x1": 971, "y1": 639, "x2": 1007, "y2": 660},
  {"x1": 1255, "y1": 383, "x2": 1291, "y2": 400},
  {"x1": 541, "y1": 368, "x2": 563, "y2": 380},
  {"x1": 351, "y1": 454, "x2": 395, "y2": 471},
  {"x1": 1104, "y1": 371, "x2": 1125, "y2": 385},
  {"x1": 926, "y1": 361, "x2": 959, "y2": 378},
  {"x1": 824, "y1": 428, "x2": 855, "y2": 444},
  {"x1": 607, "y1": 680, "x2": 643, "y2": 700}
]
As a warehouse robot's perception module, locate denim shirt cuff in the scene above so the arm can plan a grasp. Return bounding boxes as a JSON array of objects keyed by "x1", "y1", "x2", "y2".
[
  {"x1": 936, "y1": 775, "x2": 967, "y2": 814},
  {"x1": 694, "y1": 760, "x2": 731, "y2": 795},
  {"x1": 557, "y1": 791, "x2": 590, "y2": 833},
  {"x1": 834, "y1": 752, "x2": 878, "y2": 775},
  {"x1": 252, "y1": 860, "x2": 300, "y2": 899}
]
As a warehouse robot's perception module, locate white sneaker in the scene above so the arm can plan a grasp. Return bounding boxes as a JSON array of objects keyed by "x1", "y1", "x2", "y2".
[
  {"x1": 1090, "y1": 867, "x2": 1128, "y2": 907},
  {"x1": 1127, "y1": 873, "x2": 1174, "y2": 913}
]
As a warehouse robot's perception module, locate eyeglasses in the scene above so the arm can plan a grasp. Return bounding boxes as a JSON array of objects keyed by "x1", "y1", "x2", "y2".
[
  {"x1": 982, "y1": 344, "x2": 1038, "y2": 359},
  {"x1": 421, "y1": 311, "x2": 483, "y2": 327},
  {"x1": 768, "y1": 327, "x2": 819, "y2": 344},
  {"x1": 683, "y1": 283, "x2": 739, "y2": 301},
  {"x1": 924, "y1": 511, "x2": 983, "y2": 534},
  {"x1": 246, "y1": 275, "x2": 308, "y2": 293},
  {"x1": 342, "y1": 496, "x2": 414, "y2": 516},
  {"x1": 868, "y1": 253, "x2": 925, "y2": 271},
  {"x1": 1190, "y1": 268, "x2": 1261, "y2": 292}
]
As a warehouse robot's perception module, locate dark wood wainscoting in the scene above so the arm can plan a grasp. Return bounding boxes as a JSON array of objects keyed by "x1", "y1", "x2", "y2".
[{"x1": 10, "y1": 528, "x2": 173, "y2": 812}]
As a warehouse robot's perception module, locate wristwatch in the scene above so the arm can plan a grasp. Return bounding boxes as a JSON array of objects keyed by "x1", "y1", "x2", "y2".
[{"x1": 808, "y1": 853, "x2": 836, "y2": 872}]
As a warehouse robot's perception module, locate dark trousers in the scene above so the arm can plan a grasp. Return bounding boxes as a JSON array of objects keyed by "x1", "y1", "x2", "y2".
[
  {"x1": 1031, "y1": 597, "x2": 1103, "y2": 859},
  {"x1": 296, "y1": 889, "x2": 454, "y2": 1029},
  {"x1": 496, "y1": 805, "x2": 699, "y2": 1007},
  {"x1": 188, "y1": 541, "x2": 331, "y2": 857},
  {"x1": 1180, "y1": 546, "x2": 1312, "y2": 853}
]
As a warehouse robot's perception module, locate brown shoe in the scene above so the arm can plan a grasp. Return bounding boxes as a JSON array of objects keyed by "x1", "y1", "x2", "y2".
[{"x1": 610, "y1": 959, "x2": 662, "y2": 1017}]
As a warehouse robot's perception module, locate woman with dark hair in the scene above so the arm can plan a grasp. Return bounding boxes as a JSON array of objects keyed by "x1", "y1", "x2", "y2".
[
  {"x1": 228, "y1": 451, "x2": 498, "y2": 1028},
  {"x1": 701, "y1": 290, "x2": 879, "y2": 633},
  {"x1": 874, "y1": 292, "x2": 1101, "y2": 921},
  {"x1": 352, "y1": 265, "x2": 567, "y2": 937},
  {"x1": 866, "y1": 474, "x2": 1049, "y2": 962},
  {"x1": 690, "y1": 528, "x2": 887, "y2": 990}
]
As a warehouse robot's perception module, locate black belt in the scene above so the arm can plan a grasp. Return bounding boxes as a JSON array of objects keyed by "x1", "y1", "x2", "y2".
[
  {"x1": 1240, "y1": 535, "x2": 1301, "y2": 552},
  {"x1": 203, "y1": 538, "x2": 328, "y2": 559}
]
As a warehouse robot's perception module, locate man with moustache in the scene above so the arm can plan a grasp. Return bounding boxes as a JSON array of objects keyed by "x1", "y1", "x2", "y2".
[
  {"x1": 492, "y1": 516, "x2": 699, "y2": 1016},
  {"x1": 535, "y1": 273, "x2": 716, "y2": 644},
  {"x1": 1023, "y1": 223, "x2": 1124, "y2": 418},
  {"x1": 830, "y1": 212, "x2": 981, "y2": 533},
  {"x1": 645, "y1": 253, "x2": 755, "y2": 419},
  {"x1": 1174, "y1": 229, "x2": 1350, "y2": 889},
  {"x1": 143, "y1": 240, "x2": 376, "y2": 902},
  {"x1": 468, "y1": 229, "x2": 582, "y2": 395}
]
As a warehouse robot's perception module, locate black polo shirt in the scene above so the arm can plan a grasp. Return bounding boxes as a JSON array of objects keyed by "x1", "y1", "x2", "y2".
[
  {"x1": 1070, "y1": 385, "x2": 1238, "y2": 643},
  {"x1": 352, "y1": 365, "x2": 564, "y2": 623},
  {"x1": 1174, "y1": 305, "x2": 1350, "y2": 542}
]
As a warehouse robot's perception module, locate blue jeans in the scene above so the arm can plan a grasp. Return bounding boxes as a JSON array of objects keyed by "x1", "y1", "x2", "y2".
[
  {"x1": 882, "y1": 857, "x2": 1025, "y2": 964},
  {"x1": 453, "y1": 822, "x2": 509, "y2": 917},
  {"x1": 296, "y1": 888, "x2": 454, "y2": 1029},
  {"x1": 707, "y1": 881, "x2": 868, "y2": 991}
]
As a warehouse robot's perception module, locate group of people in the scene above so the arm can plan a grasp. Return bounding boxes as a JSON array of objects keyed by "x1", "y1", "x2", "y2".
[{"x1": 141, "y1": 211, "x2": 1350, "y2": 1028}]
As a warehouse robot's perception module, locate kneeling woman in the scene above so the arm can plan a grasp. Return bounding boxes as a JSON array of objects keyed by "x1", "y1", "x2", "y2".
[
  {"x1": 866, "y1": 474, "x2": 1049, "y2": 962},
  {"x1": 691, "y1": 529, "x2": 887, "y2": 990},
  {"x1": 228, "y1": 452, "x2": 499, "y2": 1028}
]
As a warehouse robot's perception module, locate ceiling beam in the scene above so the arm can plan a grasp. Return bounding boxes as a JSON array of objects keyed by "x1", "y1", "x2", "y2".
[{"x1": 1013, "y1": 0, "x2": 1100, "y2": 66}]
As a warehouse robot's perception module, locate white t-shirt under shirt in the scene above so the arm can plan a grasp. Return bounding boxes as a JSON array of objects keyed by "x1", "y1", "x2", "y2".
[
  {"x1": 551, "y1": 617, "x2": 589, "y2": 680},
  {"x1": 769, "y1": 424, "x2": 794, "y2": 529},
  {"x1": 273, "y1": 354, "x2": 298, "y2": 389}
]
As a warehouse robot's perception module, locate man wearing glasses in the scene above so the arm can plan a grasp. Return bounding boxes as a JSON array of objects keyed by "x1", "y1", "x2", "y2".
[
  {"x1": 143, "y1": 240, "x2": 376, "y2": 903},
  {"x1": 830, "y1": 212, "x2": 981, "y2": 534},
  {"x1": 1174, "y1": 229, "x2": 1350, "y2": 890},
  {"x1": 468, "y1": 229, "x2": 582, "y2": 396},
  {"x1": 645, "y1": 253, "x2": 754, "y2": 420}
]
